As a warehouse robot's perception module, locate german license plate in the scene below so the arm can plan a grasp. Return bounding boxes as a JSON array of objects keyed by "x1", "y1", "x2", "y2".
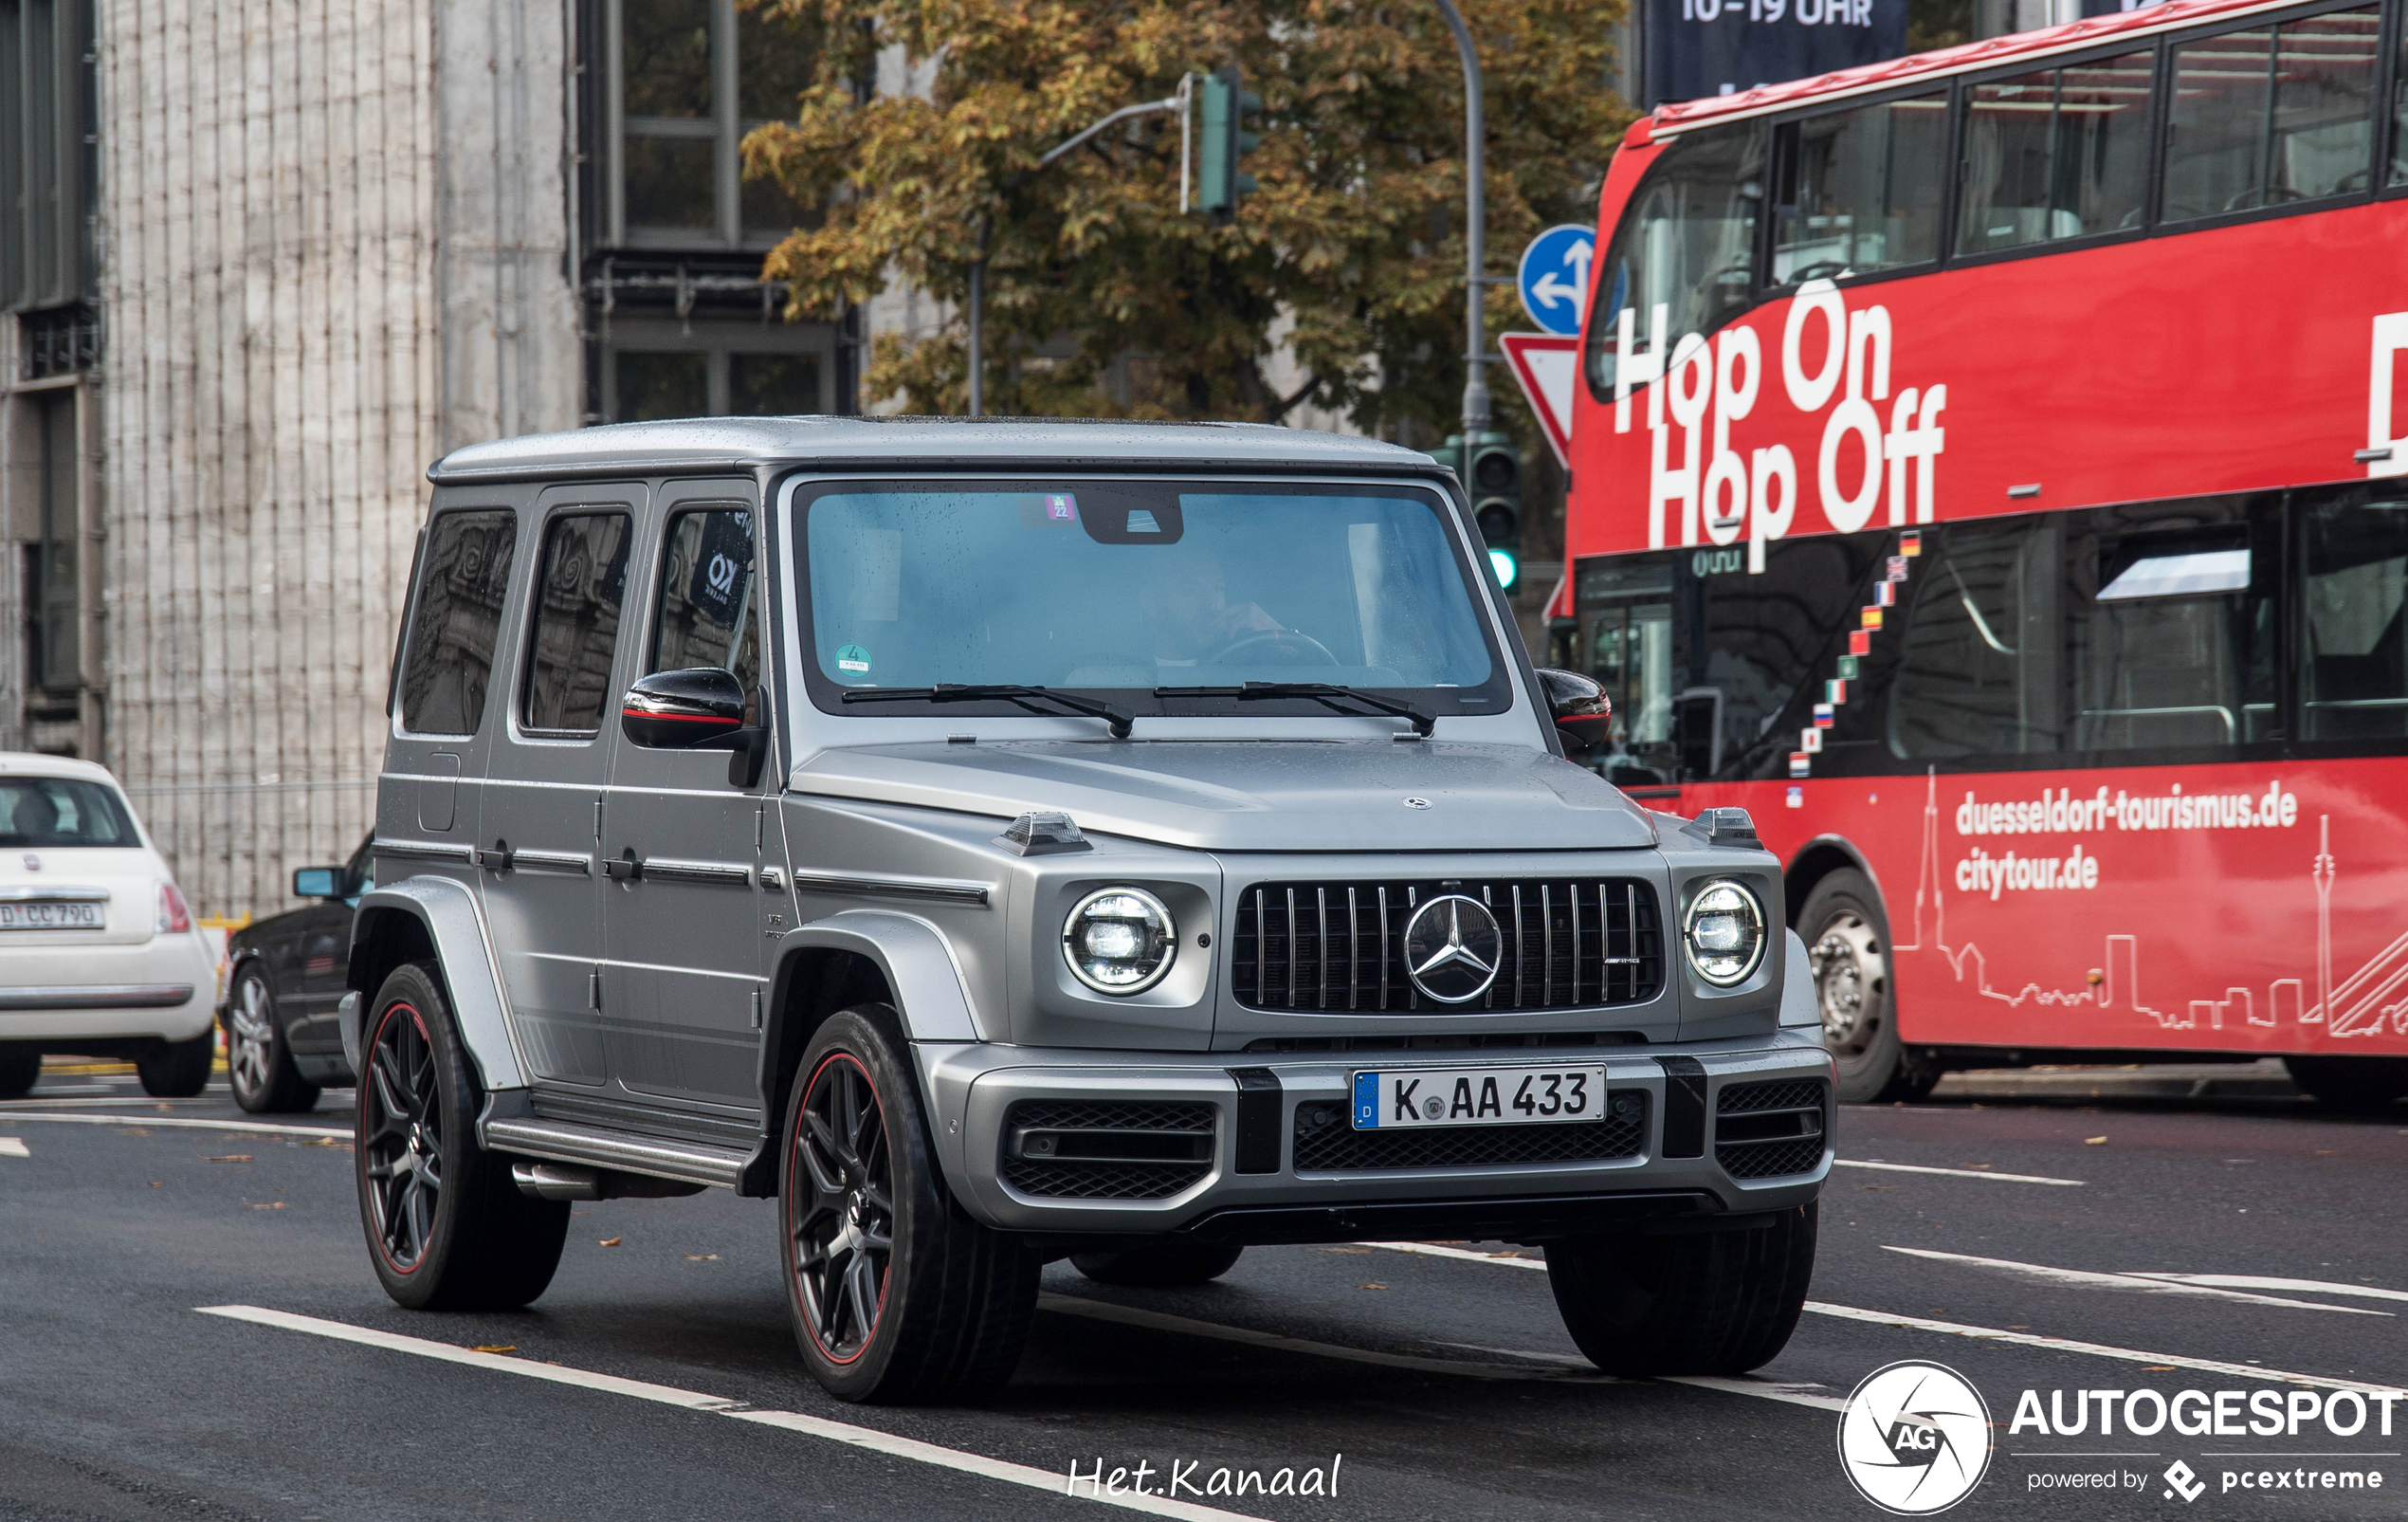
[
  {"x1": 1351, "y1": 1065, "x2": 1606, "y2": 1130},
  {"x1": 0, "y1": 901, "x2": 102, "y2": 931}
]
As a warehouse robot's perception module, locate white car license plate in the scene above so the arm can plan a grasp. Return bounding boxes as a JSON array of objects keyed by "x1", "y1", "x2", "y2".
[
  {"x1": 1351, "y1": 1065, "x2": 1607, "y2": 1130},
  {"x1": 0, "y1": 901, "x2": 103, "y2": 931}
]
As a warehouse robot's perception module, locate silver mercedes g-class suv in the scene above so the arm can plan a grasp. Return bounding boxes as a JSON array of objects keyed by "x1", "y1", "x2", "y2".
[{"x1": 341, "y1": 417, "x2": 1832, "y2": 1403}]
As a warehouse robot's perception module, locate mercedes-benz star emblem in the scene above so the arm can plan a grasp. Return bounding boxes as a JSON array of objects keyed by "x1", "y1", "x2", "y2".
[{"x1": 1401, "y1": 894, "x2": 1503, "y2": 1004}]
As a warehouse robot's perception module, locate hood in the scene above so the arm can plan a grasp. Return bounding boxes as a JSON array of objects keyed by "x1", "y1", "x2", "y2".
[{"x1": 788, "y1": 741, "x2": 1661, "y2": 853}]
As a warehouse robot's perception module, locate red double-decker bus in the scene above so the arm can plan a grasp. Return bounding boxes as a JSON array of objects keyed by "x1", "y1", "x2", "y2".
[{"x1": 1556, "y1": 0, "x2": 2408, "y2": 1105}]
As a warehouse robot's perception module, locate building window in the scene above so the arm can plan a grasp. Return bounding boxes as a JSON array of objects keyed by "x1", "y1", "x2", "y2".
[
  {"x1": 604, "y1": 319, "x2": 830, "y2": 419},
  {"x1": 30, "y1": 390, "x2": 77, "y2": 693},
  {"x1": 604, "y1": 0, "x2": 816, "y2": 249},
  {"x1": 2, "y1": 0, "x2": 98, "y2": 318}
]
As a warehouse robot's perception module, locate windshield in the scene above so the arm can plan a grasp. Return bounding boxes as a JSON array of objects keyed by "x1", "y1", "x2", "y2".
[
  {"x1": 0, "y1": 777, "x2": 139, "y2": 848},
  {"x1": 796, "y1": 481, "x2": 1505, "y2": 717}
]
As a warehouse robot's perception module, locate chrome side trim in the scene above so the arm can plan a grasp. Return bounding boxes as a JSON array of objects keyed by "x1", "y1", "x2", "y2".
[
  {"x1": 511, "y1": 849, "x2": 593, "y2": 876},
  {"x1": 789, "y1": 870, "x2": 991, "y2": 907},
  {"x1": 0, "y1": 983, "x2": 195, "y2": 1010},
  {"x1": 0, "y1": 886, "x2": 111, "y2": 903},
  {"x1": 641, "y1": 857, "x2": 753, "y2": 887},
  {"x1": 374, "y1": 839, "x2": 475, "y2": 864},
  {"x1": 481, "y1": 1117, "x2": 747, "y2": 1188}
]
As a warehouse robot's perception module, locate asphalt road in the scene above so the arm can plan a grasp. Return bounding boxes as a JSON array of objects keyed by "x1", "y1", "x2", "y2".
[{"x1": 5, "y1": 1058, "x2": 2405, "y2": 1522}]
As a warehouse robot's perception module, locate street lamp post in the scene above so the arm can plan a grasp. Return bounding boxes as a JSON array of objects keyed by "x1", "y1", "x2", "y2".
[{"x1": 1429, "y1": 0, "x2": 1491, "y2": 437}]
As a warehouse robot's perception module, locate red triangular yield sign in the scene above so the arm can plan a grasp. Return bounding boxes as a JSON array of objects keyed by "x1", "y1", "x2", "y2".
[{"x1": 1499, "y1": 332, "x2": 1579, "y2": 468}]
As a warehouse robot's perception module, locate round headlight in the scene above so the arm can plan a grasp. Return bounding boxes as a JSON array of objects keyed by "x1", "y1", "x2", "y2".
[
  {"x1": 1062, "y1": 888, "x2": 1177, "y2": 996},
  {"x1": 1683, "y1": 879, "x2": 1766, "y2": 987}
]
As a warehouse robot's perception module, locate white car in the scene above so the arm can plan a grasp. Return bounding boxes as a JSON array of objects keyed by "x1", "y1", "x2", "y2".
[{"x1": 0, "y1": 753, "x2": 218, "y2": 1099}]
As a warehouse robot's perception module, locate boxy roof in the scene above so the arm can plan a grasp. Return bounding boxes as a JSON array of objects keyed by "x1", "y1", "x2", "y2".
[{"x1": 427, "y1": 415, "x2": 1442, "y2": 486}]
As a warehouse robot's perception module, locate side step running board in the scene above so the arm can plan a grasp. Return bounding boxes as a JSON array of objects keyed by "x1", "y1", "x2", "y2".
[{"x1": 482, "y1": 1116, "x2": 750, "y2": 1189}]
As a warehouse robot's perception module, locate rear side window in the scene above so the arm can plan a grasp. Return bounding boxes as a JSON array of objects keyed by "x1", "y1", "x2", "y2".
[
  {"x1": 1958, "y1": 49, "x2": 2153, "y2": 254},
  {"x1": 2162, "y1": 7, "x2": 2381, "y2": 221},
  {"x1": 1583, "y1": 121, "x2": 1765, "y2": 401},
  {"x1": 0, "y1": 777, "x2": 137, "y2": 847},
  {"x1": 398, "y1": 509, "x2": 518, "y2": 736},
  {"x1": 648, "y1": 506, "x2": 759, "y2": 693},
  {"x1": 521, "y1": 511, "x2": 633, "y2": 735},
  {"x1": 1771, "y1": 89, "x2": 1949, "y2": 282}
]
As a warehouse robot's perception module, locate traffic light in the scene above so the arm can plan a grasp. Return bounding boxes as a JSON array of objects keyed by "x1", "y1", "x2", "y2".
[
  {"x1": 1441, "y1": 431, "x2": 1523, "y2": 589},
  {"x1": 1194, "y1": 66, "x2": 1260, "y2": 226}
]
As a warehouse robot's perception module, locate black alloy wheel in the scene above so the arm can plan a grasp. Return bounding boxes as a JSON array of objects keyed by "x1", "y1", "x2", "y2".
[
  {"x1": 361, "y1": 996, "x2": 444, "y2": 1274},
  {"x1": 225, "y1": 965, "x2": 321, "y2": 1113},
  {"x1": 789, "y1": 1051, "x2": 895, "y2": 1364},
  {"x1": 354, "y1": 962, "x2": 567, "y2": 1311}
]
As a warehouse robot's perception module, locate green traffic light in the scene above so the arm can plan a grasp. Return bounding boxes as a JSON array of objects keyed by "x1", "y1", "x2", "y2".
[
  {"x1": 1193, "y1": 66, "x2": 1259, "y2": 226},
  {"x1": 1489, "y1": 548, "x2": 1519, "y2": 589}
]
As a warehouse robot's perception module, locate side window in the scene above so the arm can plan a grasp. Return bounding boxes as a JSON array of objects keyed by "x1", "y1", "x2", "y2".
[
  {"x1": 649, "y1": 506, "x2": 759, "y2": 694},
  {"x1": 398, "y1": 508, "x2": 517, "y2": 736},
  {"x1": 1888, "y1": 518, "x2": 2064, "y2": 760},
  {"x1": 1771, "y1": 89, "x2": 1948, "y2": 284},
  {"x1": 1574, "y1": 558, "x2": 1677, "y2": 785},
  {"x1": 2298, "y1": 491, "x2": 2408, "y2": 743},
  {"x1": 2162, "y1": 8, "x2": 2381, "y2": 222},
  {"x1": 2394, "y1": 16, "x2": 2408, "y2": 187},
  {"x1": 1582, "y1": 122, "x2": 1765, "y2": 401},
  {"x1": 2066, "y1": 506, "x2": 2277, "y2": 753},
  {"x1": 521, "y1": 511, "x2": 633, "y2": 735},
  {"x1": 1958, "y1": 49, "x2": 2153, "y2": 254}
]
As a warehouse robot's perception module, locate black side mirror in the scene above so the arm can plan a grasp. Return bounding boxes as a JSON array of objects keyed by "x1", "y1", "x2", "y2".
[
  {"x1": 622, "y1": 668, "x2": 748, "y2": 749},
  {"x1": 1535, "y1": 668, "x2": 1613, "y2": 749}
]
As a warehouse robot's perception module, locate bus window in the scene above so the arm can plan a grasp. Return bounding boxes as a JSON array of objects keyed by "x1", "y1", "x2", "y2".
[
  {"x1": 1575, "y1": 558, "x2": 1676, "y2": 783},
  {"x1": 1958, "y1": 49, "x2": 2152, "y2": 255},
  {"x1": 2300, "y1": 495, "x2": 2408, "y2": 743},
  {"x1": 1888, "y1": 519, "x2": 2063, "y2": 760},
  {"x1": 1582, "y1": 122, "x2": 1764, "y2": 400},
  {"x1": 2068, "y1": 510, "x2": 2277, "y2": 754},
  {"x1": 2162, "y1": 8, "x2": 2381, "y2": 221},
  {"x1": 1770, "y1": 89, "x2": 1947, "y2": 284},
  {"x1": 2395, "y1": 16, "x2": 2408, "y2": 187}
]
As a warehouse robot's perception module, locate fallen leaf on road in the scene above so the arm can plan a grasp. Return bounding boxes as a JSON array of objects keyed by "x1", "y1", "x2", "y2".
[
  {"x1": 2084, "y1": 1136, "x2": 2107, "y2": 1145},
  {"x1": 472, "y1": 1345, "x2": 518, "y2": 1354},
  {"x1": 245, "y1": 1201, "x2": 285, "y2": 1210},
  {"x1": 1321, "y1": 1246, "x2": 1373, "y2": 1254},
  {"x1": 203, "y1": 1154, "x2": 253, "y2": 1164},
  {"x1": 684, "y1": 1254, "x2": 719, "y2": 1261},
  {"x1": 1357, "y1": 1283, "x2": 1388, "y2": 1291},
  {"x1": 146, "y1": 1181, "x2": 162, "y2": 1188},
  {"x1": 1964, "y1": 1163, "x2": 1992, "y2": 1169},
  {"x1": 1859, "y1": 1183, "x2": 1898, "y2": 1191},
  {"x1": 2143, "y1": 1366, "x2": 2174, "y2": 1372},
  {"x1": 0, "y1": 1137, "x2": 27, "y2": 1159},
  {"x1": 598, "y1": 1237, "x2": 622, "y2": 1247}
]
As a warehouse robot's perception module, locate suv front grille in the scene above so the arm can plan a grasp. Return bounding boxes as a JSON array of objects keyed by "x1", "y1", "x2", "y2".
[
  {"x1": 1715, "y1": 1078, "x2": 1828, "y2": 1179},
  {"x1": 1231, "y1": 878, "x2": 1663, "y2": 1013},
  {"x1": 998, "y1": 1099, "x2": 1215, "y2": 1201},
  {"x1": 1291, "y1": 1095, "x2": 1647, "y2": 1171}
]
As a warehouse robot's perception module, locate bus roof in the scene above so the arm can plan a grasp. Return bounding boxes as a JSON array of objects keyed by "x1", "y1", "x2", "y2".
[{"x1": 1651, "y1": 0, "x2": 2292, "y2": 138}]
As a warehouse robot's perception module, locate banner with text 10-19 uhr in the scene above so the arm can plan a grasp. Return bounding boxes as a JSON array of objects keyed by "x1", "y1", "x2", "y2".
[{"x1": 1641, "y1": 0, "x2": 1908, "y2": 108}]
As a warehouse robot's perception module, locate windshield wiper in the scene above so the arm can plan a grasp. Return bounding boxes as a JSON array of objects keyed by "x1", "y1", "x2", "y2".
[
  {"x1": 840, "y1": 684, "x2": 1133, "y2": 739},
  {"x1": 1154, "y1": 682, "x2": 1434, "y2": 738}
]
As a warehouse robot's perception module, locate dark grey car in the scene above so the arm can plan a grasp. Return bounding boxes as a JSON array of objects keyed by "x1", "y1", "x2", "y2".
[{"x1": 339, "y1": 418, "x2": 1833, "y2": 1403}]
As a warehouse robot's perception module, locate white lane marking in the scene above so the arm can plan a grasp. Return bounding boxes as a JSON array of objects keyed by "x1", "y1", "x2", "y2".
[
  {"x1": 1360, "y1": 1242, "x2": 2408, "y2": 1397},
  {"x1": 1038, "y1": 1293, "x2": 1574, "y2": 1381},
  {"x1": 1662, "y1": 1376, "x2": 1847, "y2": 1412},
  {"x1": 0, "y1": 1137, "x2": 27, "y2": 1158},
  {"x1": 1, "y1": 1112, "x2": 349, "y2": 1139},
  {"x1": 1883, "y1": 1246, "x2": 2390, "y2": 1316},
  {"x1": 2125, "y1": 1273, "x2": 2408, "y2": 1304},
  {"x1": 1802, "y1": 1303, "x2": 2408, "y2": 1397},
  {"x1": 1836, "y1": 1159, "x2": 2085, "y2": 1186},
  {"x1": 1430, "y1": 1340, "x2": 1593, "y2": 1367},
  {"x1": 200, "y1": 1306, "x2": 1268, "y2": 1522},
  {"x1": 0, "y1": 1094, "x2": 217, "y2": 1108}
]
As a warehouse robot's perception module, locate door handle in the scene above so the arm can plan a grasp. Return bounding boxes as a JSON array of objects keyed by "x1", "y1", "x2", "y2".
[
  {"x1": 603, "y1": 847, "x2": 643, "y2": 883},
  {"x1": 475, "y1": 838, "x2": 515, "y2": 871}
]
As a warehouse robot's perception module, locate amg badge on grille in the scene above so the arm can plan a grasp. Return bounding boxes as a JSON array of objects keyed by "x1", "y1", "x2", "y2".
[{"x1": 1402, "y1": 894, "x2": 1503, "y2": 1003}]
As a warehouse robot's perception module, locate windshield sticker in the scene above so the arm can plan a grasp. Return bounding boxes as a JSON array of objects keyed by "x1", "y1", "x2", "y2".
[
  {"x1": 1125, "y1": 508, "x2": 1163, "y2": 534},
  {"x1": 835, "y1": 644, "x2": 871, "y2": 674},
  {"x1": 1046, "y1": 492, "x2": 1079, "y2": 522}
]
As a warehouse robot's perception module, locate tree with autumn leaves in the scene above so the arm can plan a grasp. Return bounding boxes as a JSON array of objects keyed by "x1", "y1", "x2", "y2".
[{"x1": 740, "y1": 0, "x2": 1633, "y2": 440}]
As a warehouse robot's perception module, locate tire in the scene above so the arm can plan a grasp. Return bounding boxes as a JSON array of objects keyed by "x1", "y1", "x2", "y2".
[
  {"x1": 779, "y1": 1004, "x2": 1040, "y2": 1403},
  {"x1": 135, "y1": 1030, "x2": 216, "y2": 1098},
  {"x1": 356, "y1": 962, "x2": 569, "y2": 1311},
  {"x1": 1799, "y1": 870, "x2": 1937, "y2": 1105},
  {"x1": 1070, "y1": 1241, "x2": 1246, "y2": 1287},
  {"x1": 2283, "y1": 1055, "x2": 2408, "y2": 1111},
  {"x1": 1546, "y1": 1202, "x2": 1818, "y2": 1376},
  {"x1": 0, "y1": 1044, "x2": 38, "y2": 1100},
  {"x1": 224, "y1": 964, "x2": 322, "y2": 1113}
]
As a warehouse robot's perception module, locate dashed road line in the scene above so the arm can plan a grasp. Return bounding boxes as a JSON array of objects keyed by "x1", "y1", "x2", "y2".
[
  {"x1": 1835, "y1": 1159, "x2": 2085, "y2": 1186},
  {"x1": 1884, "y1": 1246, "x2": 2392, "y2": 1316},
  {"x1": 198, "y1": 1306, "x2": 1268, "y2": 1522},
  {"x1": 2125, "y1": 1273, "x2": 2408, "y2": 1304},
  {"x1": 0, "y1": 1137, "x2": 27, "y2": 1158},
  {"x1": 0, "y1": 1112, "x2": 349, "y2": 1139}
]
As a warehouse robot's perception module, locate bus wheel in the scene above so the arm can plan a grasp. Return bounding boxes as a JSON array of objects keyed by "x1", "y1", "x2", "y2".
[
  {"x1": 1801, "y1": 870, "x2": 1935, "y2": 1105},
  {"x1": 2282, "y1": 1056, "x2": 2408, "y2": 1112}
]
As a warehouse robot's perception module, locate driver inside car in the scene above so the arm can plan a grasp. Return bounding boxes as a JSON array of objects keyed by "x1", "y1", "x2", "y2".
[{"x1": 1144, "y1": 555, "x2": 1284, "y2": 668}]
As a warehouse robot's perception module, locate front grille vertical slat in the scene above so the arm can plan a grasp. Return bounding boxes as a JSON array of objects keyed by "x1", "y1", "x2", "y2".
[{"x1": 1234, "y1": 878, "x2": 1662, "y2": 1012}]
